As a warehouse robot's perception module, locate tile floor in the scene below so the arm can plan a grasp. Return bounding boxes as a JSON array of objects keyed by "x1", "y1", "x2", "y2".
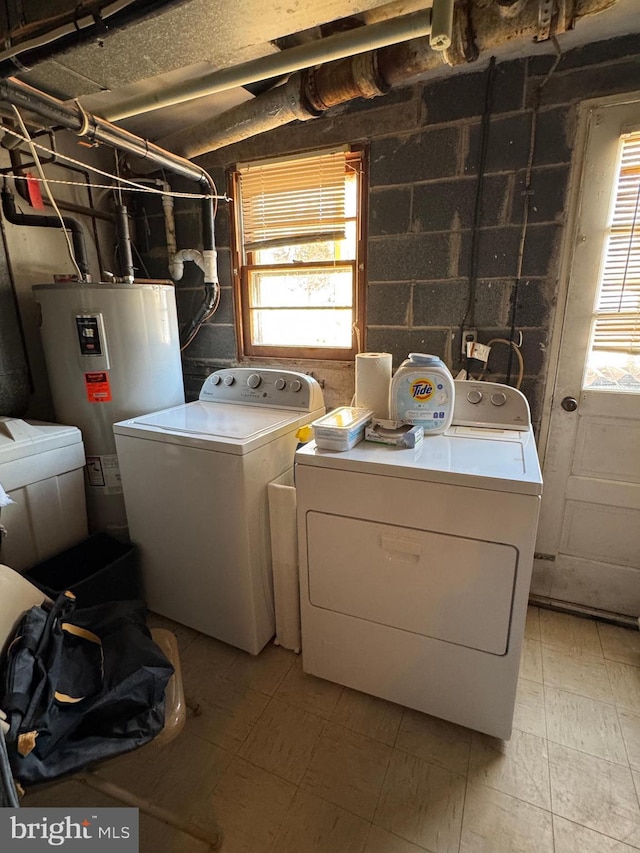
[{"x1": 23, "y1": 606, "x2": 640, "y2": 852}]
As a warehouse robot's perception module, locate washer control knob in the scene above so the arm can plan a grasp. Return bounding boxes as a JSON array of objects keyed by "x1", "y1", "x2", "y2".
[
  {"x1": 223, "y1": 374, "x2": 235, "y2": 386},
  {"x1": 275, "y1": 378, "x2": 286, "y2": 390},
  {"x1": 467, "y1": 389, "x2": 483, "y2": 404},
  {"x1": 210, "y1": 374, "x2": 221, "y2": 385},
  {"x1": 491, "y1": 391, "x2": 507, "y2": 407},
  {"x1": 291, "y1": 379, "x2": 302, "y2": 392},
  {"x1": 247, "y1": 373, "x2": 262, "y2": 389}
]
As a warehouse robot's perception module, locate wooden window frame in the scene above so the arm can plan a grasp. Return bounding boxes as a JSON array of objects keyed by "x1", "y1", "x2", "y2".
[{"x1": 230, "y1": 147, "x2": 367, "y2": 362}]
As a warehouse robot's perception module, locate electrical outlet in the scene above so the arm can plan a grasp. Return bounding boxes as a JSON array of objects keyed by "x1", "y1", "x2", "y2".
[{"x1": 461, "y1": 329, "x2": 477, "y2": 356}]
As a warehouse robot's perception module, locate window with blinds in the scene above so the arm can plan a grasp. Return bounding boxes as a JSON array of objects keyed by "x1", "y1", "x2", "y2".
[
  {"x1": 585, "y1": 131, "x2": 640, "y2": 391},
  {"x1": 231, "y1": 148, "x2": 365, "y2": 360}
]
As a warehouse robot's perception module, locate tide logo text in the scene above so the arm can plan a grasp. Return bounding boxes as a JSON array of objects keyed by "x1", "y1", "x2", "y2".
[{"x1": 410, "y1": 380, "x2": 434, "y2": 401}]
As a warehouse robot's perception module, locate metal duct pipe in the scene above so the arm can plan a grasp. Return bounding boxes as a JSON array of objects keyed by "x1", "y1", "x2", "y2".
[
  {"x1": 101, "y1": 7, "x2": 443, "y2": 122},
  {"x1": 135, "y1": 0, "x2": 617, "y2": 162},
  {"x1": 0, "y1": 78, "x2": 213, "y2": 191}
]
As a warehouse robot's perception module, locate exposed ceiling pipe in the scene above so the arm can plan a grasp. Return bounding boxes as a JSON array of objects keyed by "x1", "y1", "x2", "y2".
[
  {"x1": 130, "y1": 0, "x2": 618, "y2": 164},
  {"x1": 0, "y1": 76, "x2": 220, "y2": 344},
  {"x1": 99, "y1": 5, "x2": 452, "y2": 123},
  {"x1": 0, "y1": 78, "x2": 213, "y2": 190}
]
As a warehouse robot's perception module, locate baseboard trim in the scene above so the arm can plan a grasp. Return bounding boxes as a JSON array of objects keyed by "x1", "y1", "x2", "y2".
[{"x1": 529, "y1": 594, "x2": 639, "y2": 630}]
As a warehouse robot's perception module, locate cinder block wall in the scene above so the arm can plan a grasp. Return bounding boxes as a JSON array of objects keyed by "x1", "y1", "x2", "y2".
[{"x1": 133, "y1": 34, "x2": 640, "y2": 430}]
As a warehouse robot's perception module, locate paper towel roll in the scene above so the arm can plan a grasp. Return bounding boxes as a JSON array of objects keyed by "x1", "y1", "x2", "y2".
[{"x1": 355, "y1": 352, "x2": 392, "y2": 419}]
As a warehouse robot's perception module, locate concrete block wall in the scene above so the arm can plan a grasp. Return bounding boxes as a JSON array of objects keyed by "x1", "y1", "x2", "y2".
[{"x1": 133, "y1": 33, "x2": 640, "y2": 428}]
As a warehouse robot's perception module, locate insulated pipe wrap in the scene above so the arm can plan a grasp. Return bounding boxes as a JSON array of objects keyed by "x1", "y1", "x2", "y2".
[{"x1": 305, "y1": 52, "x2": 387, "y2": 111}]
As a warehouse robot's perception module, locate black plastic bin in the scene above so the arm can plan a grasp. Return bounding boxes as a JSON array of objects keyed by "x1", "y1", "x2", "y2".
[{"x1": 23, "y1": 532, "x2": 143, "y2": 607}]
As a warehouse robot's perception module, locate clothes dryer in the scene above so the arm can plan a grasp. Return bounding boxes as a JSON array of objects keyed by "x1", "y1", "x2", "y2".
[
  {"x1": 114, "y1": 368, "x2": 324, "y2": 654},
  {"x1": 296, "y1": 381, "x2": 542, "y2": 738}
]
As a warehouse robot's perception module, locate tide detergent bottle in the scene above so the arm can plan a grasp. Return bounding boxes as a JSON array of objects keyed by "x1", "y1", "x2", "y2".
[{"x1": 389, "y1": 353, "x2": 455, "y2": 435}]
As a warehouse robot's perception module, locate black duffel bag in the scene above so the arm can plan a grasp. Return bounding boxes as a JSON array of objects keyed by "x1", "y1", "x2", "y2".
[{"x1": 0, "y1": 590, "x2": 174, "y2": 784}]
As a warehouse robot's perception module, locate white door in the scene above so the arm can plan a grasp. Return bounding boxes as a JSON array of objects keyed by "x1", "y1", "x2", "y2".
[{"x1": 535, "y1": 96, "x2": 640, "y2": 619}]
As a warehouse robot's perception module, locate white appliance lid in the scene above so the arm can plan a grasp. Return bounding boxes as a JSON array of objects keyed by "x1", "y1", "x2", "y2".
[
  {"x1": 115, "y1": 401, "x2": 324, "y2": 453},
  {"x1": 0, "y1": 418, "x2": 83, "y2": 464},
  {"x1": 296, "y1": 428, "x2": 542, "y2": 496},
  {"x1": 133, "y1": 401, "x2": 298, "y2": 439}
]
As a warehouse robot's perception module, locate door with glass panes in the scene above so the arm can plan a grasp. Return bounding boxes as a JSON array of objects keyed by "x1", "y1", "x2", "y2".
[{"x1": 536, "y1": 96, "x2": 640, "y2": 618}]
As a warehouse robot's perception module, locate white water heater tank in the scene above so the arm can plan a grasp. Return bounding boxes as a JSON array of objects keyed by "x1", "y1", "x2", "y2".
[{"x1": 33, "y1": 281, "x2": 185, "y2": 537}]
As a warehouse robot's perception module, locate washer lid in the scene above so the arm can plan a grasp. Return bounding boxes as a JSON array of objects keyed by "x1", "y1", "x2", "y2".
[
  {"x1": 296, "y1": 428, "x2": 542, "y2": 496},
  {"x1": 114, "y1": 401, "x2": 323, "y2": 453}
]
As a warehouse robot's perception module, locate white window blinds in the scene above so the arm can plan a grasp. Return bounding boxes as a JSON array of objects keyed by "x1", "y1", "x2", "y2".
[
  {"x1": 593, "y1": 132, "x2": 640, "y2": 354},
  {"x1": 237, "y1": 149, "x2": 348, "y2": 251}
]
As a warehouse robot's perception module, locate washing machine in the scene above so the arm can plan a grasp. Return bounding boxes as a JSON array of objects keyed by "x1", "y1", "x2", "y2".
[
  {"x1": 296, "y1": 381, "x2": 542, "y2": 739},
  {"x1": 113, "y1": 368, "x2": 324, "y2": 655}
]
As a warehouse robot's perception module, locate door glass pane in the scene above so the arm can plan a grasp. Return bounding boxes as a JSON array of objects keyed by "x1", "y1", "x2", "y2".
[{"x1": 584, "y1": 131, "x2": 640, "y2": 392}]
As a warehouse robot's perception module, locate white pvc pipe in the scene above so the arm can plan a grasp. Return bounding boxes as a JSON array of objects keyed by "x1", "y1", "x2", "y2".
[
  {"x1": 101, "y1": 9, "x2": 435, "y2": 122},
  {"x1": 430, "y1": 0, "x2": 454, "y2": 50},
  {"x1": 169, "y1": 248, "x2": 204, "y2": 281}
]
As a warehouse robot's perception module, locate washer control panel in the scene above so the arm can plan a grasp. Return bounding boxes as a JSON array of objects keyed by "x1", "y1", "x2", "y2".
[
  {"x1": 452, "y1": 381, "x2": 531, "y2": 430},
  {"x1": 200, "y1": 368, "x2": 325, "y2": 411}
]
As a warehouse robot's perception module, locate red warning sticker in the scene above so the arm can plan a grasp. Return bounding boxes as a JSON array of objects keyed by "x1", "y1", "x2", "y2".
[{"x1": 84, "y1": 371, "x2": 112, "y2": 403}]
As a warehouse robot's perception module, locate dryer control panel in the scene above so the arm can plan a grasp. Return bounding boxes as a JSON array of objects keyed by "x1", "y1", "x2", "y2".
[
  {"x1": 199, "y1": 368, "x2": 325, "y2": 412},
  {"x1": 452, "y1": 381, "x2": 531, "y2": 430}
]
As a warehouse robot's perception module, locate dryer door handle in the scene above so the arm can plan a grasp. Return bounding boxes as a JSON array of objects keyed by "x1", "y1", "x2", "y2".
[{"x1": 379, "y1": 534, "x2": 422, "y2": 563}]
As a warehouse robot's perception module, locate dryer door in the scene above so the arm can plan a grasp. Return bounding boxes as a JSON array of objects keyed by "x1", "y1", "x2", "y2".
[{"x1": 306, "y1": 512, "x2": 517, "y2": 655}]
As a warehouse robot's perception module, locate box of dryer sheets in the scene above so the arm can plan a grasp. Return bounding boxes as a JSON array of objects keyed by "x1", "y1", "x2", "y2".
[
  {"x1": 365, "y1": 419, "x2": 424, "y2": 448},
  {"x1": 311, "y1": 407, "x2": 373, "y2": 451}
]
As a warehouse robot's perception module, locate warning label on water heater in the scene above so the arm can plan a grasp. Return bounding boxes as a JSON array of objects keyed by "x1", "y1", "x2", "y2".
[
  {"x1": 84, "y1": 371, "x2": 112, "y2": 403},
  {"x1": 86, "y1": 455, "x2": 122, "y2": 494}
]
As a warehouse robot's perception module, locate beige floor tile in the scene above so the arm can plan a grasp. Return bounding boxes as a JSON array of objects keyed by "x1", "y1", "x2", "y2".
[
  {"x1": 180, "y1": 632, "x2": 239, "y2": 688},
  {"x1": 23, "y1": 780, "x2": 215, "y2": 853},
  {"x1": 607, "y1": 660, "x2": 640, "y2": 711},
  {"x1": 524, "y1": 605, "x2": 541, "y2": 641},
  {"x1": 598, "y1": 623, "x2": 640, "y2": 667},
  {"x1": 460, "y1": 783, "x2": 553, "y2": 853},
  {"x1": 206, "y1": 756, "x2": 296, "y2": 852},
  {"x1": 619, "y1": 708, "x2": 640, "y2": 772},
  {"x1": 301, "y1": 722, "x2": 392, "y2": 820},
  {"x1": 95, "y1": 729, "x2": 232, "y2": 830},
  {"x1": 182, "y1": 677, "x2": 269, "y2": 753},
  {"x1": 275, "y1": 657, "x2": 343, "y2": 718},
  {"x1": 222, "y1": 642, "x2": 296, "y2": 696},
  {"x1": 520, "y1": 638, "x2": 543, "y2": 682},
  {"x1": 238, "y1": 697, "x2": 325, "y2": 784},
  {"x1": 548, "y1": 741, "x2": 640, "y2": 847},
  {"x1": 138, "y1": 814, "x2": 214, "y2": 853},
  {"x1": 22, "y1": 778, "x2": 121, "y2": 808},
  {"x1": 513, "y1": 677, "x2": 546, "y2": 738},
  {"x1": 364, "y1": 825, "x2": 430, "y2": 852},
  {"x1": 330, "y1": 687, "x2": 404, "y2": 747},
  {"x1": 374, "y1": 749, "x2": 465, "y2": 853},
  {"x1": 468, "y1": 728, "x2": 550, "y2": 810},
  {"x1": 146, "y1": 611, "x2": 199, "y2": 654},
  {"x1": 542, "y1": 645, "x2": 614, "y2": 702},
  {"x1": 539, "y1": 608, "x2": 603, "y2": 657},
  {"x1": 275, "y1": 789, "x2": 370, "y2": 853},
  {"x1": 553, "y1": 815, "x2": 640, "y2": 853},
  {"x1": 395, "y1": 709, "x2": 472, "y2": 776},
  {"x1": 545, "y1": 685, "x2": 627, "y2": 764}
]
